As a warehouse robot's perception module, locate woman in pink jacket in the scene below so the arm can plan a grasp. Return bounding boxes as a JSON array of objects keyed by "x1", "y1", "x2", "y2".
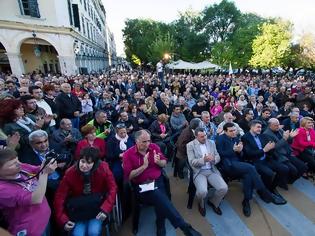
[
  {"x1": 291, "y1": 117, "x2": 315, "y2": 172},
  {"x1": 210, "y1": 100, "x2": 223, "y2": 118}
]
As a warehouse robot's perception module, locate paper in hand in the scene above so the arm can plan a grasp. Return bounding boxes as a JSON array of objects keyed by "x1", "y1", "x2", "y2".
[{"x1": 139, "y1": 181, "x2": 157, "y2": 193}]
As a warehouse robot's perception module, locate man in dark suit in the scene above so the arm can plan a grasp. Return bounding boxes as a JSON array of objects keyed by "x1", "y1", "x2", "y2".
[
  {"x1": 242, "y1": 120, "x2": 288, "y2": 202},
  {"x1": 281, "y1": 111, "x2": 300, "y2": 131},
  {"x1": 217, "y1": 123, "x2": 285, "y2": 217},
  {"x1": 257, "y1": 108, "x2": 271, "y2": 131},
  {"x1": 55, "y1": 83, "x2": 82, "y2": 129},
  {"x1": 238, "y1": 109, "x2": 254, "y2": 133},
  {"x1": 264, "y1": 118, "x2": 307, "y2": 187}
]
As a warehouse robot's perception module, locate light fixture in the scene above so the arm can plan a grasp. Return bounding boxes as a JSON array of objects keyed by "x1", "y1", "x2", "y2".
[{"x1": 32, "y1": 31, "x2": 41, "y2": 57}]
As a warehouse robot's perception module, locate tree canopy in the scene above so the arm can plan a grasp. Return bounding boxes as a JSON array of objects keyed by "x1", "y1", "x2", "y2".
[{"x1": 122, "y1": 0, "x2": 314, "y2": 71}]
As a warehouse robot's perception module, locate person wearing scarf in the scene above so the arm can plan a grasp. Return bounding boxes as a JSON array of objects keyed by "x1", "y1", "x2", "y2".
[{"x1": 106, "y1": 124, "x2": 134, "y2": 187}]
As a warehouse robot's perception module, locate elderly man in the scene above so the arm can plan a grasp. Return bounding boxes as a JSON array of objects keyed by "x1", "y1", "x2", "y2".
[
  {"x1": 201, "y1": 111, "x2": 217, "y2": 141},
  {"x1": 55, "y1": 83, "x2": 82, "y2": 129},
  {"x1": 264, "y1": 118, "x2": 307, "y2": 187},
  {"x1": 187, "y1": 128, "x2": 228, "y2": 216},
  {"x1": 51, "y1": 118, "x2": 82, "y2": 155},
  {"x1": 282, "y1": 111, "x2": 300, "y2": 131},
  {"x1": 123, "y1": 130, "x2": 201, "y2": 236},
  {"x1": 217, "y1": 112, "x2": 244, "y2": 136}
]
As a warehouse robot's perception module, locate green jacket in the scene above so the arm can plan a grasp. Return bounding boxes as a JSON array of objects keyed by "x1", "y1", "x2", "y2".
[{"x1": 88, "y1": 119, "x2": 113, "y2": 139}]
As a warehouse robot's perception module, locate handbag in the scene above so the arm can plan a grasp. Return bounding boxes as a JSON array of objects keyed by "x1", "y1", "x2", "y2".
[{"x1": 66, "y1": 192, "x2": 104, "y2": 222}]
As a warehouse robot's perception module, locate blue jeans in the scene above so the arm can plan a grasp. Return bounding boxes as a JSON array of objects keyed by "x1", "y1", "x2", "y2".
[{"x1": 72, "y1": 219, "x2": 102, "y2": 236}]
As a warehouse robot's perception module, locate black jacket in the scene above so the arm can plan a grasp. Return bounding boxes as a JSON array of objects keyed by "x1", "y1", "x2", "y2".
[
  {"x1": 55, "y1": 92, "x2": 82, "y2": 119},
  {"x1": 241, "y1": 132, "x2": 271, "y2": 162}
]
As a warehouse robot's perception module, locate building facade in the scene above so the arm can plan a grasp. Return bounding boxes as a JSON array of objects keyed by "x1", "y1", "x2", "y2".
[{"x1": 0, "y1": 0, "x2": 117, "y2": 76}]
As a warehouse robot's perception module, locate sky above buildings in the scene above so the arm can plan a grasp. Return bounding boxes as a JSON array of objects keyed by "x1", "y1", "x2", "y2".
[{"x1": 102, "y1": 0, "x2": 315, "y2": 56}]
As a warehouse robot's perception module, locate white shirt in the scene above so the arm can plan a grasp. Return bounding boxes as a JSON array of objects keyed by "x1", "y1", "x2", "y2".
[
  {"x1": 37, "y1": 99, "x2": 56, "y2": 126},
  {"x1": 200, "y1": 143, "x2": 211, "y2": 170},
  {"x1": 156, "y1": 61, "x2": 163, "y2": 73}
]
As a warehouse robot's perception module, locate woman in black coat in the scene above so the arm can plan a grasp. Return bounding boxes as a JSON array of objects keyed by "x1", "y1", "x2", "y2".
[{"x1": 106, "y1": 124, "x2": 134, "y2": 186}]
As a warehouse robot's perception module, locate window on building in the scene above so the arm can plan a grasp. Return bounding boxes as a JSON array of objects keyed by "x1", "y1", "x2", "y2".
[
  {"x1": 82, "y1": 17, "x2": 85, "y2": 34},
  {"x1": 83, "y1": 0, "x2": 87, "y2": 11},
  {"x1": 72, "y1": 4, "x2": 80, "y2": 30},
  {"x1": 18, "y1": 0, "x2": 40, "y2": 18}
]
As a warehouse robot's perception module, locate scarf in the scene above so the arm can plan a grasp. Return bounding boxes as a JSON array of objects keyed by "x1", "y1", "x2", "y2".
[
  {"x1": 16, "y1": 117, "x2": 35, "y2": 133},
  {"x1": 115, "y1": 133, "x2": 129, "y2": 151}
]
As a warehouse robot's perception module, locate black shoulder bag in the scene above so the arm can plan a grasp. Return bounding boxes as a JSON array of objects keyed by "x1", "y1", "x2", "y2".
[{"x1": 66, "y1": 192, "x2": 105, "y2": 222}]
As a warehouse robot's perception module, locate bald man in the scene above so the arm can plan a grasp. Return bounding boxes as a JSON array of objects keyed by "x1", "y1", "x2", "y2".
[{"x1": 264, "y1": 118, "x2": 307, "y2": 188}]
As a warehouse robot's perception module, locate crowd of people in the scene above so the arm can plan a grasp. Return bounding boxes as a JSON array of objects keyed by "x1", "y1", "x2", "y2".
[{"x1": 0, "y1": 70, "x2": 314, "y2": 236}]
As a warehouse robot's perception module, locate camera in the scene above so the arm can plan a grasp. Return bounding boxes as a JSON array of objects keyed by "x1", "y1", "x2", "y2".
[{"x1": 44, "y1": 150, "x2": 68, "y2": 165}]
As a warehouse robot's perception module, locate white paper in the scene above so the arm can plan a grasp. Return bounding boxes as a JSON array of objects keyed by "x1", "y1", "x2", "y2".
[{"x1": 139, "y1": 181, "x2": 156, "y2": 193}]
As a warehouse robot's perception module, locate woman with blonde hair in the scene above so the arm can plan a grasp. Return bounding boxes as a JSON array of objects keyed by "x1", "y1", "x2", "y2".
[{"x1": 291, "y1": 117, "x2": 315, "y2": 172}]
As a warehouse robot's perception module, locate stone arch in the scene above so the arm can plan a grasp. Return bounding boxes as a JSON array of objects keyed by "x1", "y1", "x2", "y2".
[{"x1": 14, "y1": 32, "x2": 61, "y2": 56}]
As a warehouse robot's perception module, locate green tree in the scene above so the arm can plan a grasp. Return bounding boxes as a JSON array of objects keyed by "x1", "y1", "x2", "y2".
[
  {"x1": 298, "y1": 33, "x2": 315, "y2": 69},
  {"x1": 210, "y1": 13, "x2": 266, "y2": 68},
  {"x1": 172, "y1": 10, "x2": 208, "y2": 61},
  {"x1": 201, "y1": 0, "x2": 241, "y2": 43},
  {"x1": 147, "y1": 32, "x2": 175, "y2": 63},
  {"x1": 123, "y1": 19, "x2": 171, "y2": 64},
  {"x1": 250, "y1": 20, "x2": 293, "y2": 68}
]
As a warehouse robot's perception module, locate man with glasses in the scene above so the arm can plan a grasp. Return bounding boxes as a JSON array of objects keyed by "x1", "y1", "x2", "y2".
[{"x1": 123, "y1": 130, "x2": 201, "y2": 236}]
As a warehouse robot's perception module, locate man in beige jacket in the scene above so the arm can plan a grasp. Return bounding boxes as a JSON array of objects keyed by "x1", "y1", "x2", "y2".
[{"x1": 187, "y1": 127, "x2": 228, "y2": 217}]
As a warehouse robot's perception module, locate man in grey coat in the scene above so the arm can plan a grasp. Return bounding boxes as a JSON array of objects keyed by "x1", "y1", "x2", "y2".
[{"x1": 187, "y1": 127, "x2": 228, "y2": 217}]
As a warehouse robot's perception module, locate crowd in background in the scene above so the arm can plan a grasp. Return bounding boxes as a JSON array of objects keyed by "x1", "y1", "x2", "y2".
[{"x1": 0, "y1": 70, "x2": 314, "y2": 236}]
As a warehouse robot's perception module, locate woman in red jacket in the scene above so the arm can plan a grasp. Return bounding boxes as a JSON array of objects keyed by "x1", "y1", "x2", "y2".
[
  {"x1": 291, "y1": 117, "x2": 315, "y2": 172},
  {"x1": 54, "y1": 147, "x2": 117, "y2": 236},
  {"x1": 75, "y1": 124, "x2": 106, "y2": 159}
]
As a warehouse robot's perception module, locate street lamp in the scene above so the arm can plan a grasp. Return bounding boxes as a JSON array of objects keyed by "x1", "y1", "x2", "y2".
[{"x1": 32, "y1": 31, "x2": 41, "y2": 57}]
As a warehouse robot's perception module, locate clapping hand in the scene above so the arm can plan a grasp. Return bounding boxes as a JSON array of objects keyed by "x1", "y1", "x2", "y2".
[
  {"x1": 263, "y1": 141, "x2": 275, "y2": 152},
  {"x1": 6, "y1": 132, "x2": 20, "y2": 149},
  {"x1": 142, "y1": 152, "x2": 149, "y2": 169},
  {"x1": 153, "y1": 150, "x2": 161, "y2": 164},
  {"x1": 96, "y1": 211, "x2": 107, "y2": 221},
  {"x1": 64, "y1": 221, "x2": 75, "y2": 231},
  {"x1": 204, "y1": 154, "x2": 214, "y2": 162},
  {"x1": 289, "y1": 129, "x2": 299, "y2": 138}
]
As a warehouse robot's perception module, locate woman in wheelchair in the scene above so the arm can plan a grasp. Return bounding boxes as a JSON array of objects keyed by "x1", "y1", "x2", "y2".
[{"x1": 54, "y1": 147, "x2": 117, "y2": 236}]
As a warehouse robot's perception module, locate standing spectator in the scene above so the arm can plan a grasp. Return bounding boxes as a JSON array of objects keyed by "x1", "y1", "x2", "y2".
[
  {"x1": 156, "y1": 60, "x2": 165, "y2": 89},
  {"x1": 55, "y1": 83, "x2": 82, "y2": 129}
]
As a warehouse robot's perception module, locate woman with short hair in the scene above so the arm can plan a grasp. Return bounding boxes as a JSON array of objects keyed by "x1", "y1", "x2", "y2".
[{"x1": 54, "y1": 147, "x2": 117, "y2": 236}]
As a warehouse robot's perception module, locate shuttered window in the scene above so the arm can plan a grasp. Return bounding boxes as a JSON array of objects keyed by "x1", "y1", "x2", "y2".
[{"x1": 18, "y1": 0, "x2": 40, "y2": 18}]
